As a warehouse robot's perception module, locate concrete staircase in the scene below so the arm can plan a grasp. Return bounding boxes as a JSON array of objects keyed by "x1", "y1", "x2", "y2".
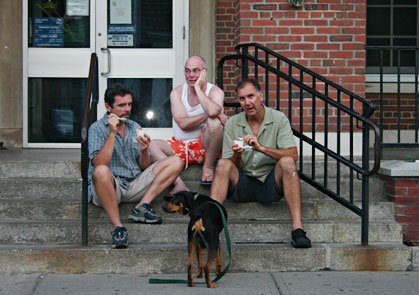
[{"x1": 0, "y1": 149, "x2": 415, "y2": 274}]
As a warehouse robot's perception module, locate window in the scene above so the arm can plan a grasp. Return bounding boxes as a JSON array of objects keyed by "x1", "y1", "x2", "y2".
[{"x1": 366, "y1": 0, "x2": 419, "y2": 74}]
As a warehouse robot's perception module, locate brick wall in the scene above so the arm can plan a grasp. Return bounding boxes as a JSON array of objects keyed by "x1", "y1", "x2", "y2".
[
  {"x1": 367, "y1": 93, "x2": 418, "y2": 130},
  {"x1": 216, "y1": 0, "x2": 367, "y2": 129},
  {"x1": 381, "y1": 176, "x2": 419, "y2": 246}
]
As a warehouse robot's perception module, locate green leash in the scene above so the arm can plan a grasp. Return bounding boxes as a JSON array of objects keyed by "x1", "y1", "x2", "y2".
[{"x1": 149, "y1": 201, "x2": 231, "y2": 284}]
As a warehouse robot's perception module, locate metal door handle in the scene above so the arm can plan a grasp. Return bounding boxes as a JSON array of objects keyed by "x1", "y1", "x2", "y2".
[{"x1": 101, "y1": 48, "x2": 111, "y2": 76}]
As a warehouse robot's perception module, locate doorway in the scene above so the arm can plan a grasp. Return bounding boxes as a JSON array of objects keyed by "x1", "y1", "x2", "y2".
[{"x1": 24, "y1": 0, "x2": 188, "y2": 147}]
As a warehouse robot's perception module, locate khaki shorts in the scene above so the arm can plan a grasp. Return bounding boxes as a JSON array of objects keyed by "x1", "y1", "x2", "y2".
[{"x1": 91, "y1": 162, "x2": 157, "y2": 207}]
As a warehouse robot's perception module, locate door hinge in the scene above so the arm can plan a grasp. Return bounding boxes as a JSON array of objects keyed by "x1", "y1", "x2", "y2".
[{"x1": 183, "y1": 26, "x2": 185, "y2": 39}]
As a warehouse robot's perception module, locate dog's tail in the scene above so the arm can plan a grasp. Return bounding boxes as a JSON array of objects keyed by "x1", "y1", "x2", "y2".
[{"x1": 192, "y1": 218, "x2": 208, "y2": 249}]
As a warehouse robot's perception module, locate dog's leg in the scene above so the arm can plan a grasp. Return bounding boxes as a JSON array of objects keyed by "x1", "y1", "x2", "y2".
[
  {"x1": 194, "y1": 242, "x2": 204, "y2": 278},
  {"x1": 204, "y1": 249, "x2": 218, "y2": 288},
  {"x1": 215, "y1": 241, "x2": 222, "y2": 275},
  {"x1": 187, "y1": 240, "x2": 196, "y2": 287}
]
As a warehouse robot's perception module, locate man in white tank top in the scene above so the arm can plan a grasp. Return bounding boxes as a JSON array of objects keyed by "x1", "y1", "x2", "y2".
[{"x1": 149, "y1": 56, "x2": 226, "y2": 195}]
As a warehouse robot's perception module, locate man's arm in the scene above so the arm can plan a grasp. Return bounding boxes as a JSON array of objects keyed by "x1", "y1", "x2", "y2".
[
  {"x1": 194, "y1": 69, "x2": 225, "y2": 118},
  {"x1": 244, "y1": 134, "x2": 298, "y2": 162},
  {"x1": 171, "y1": 86, "x2": 208, "y2": 131},
  {"x1": 136, "y1": 134, "x2": 152, "y2": 170},
  {"x1": 91, "y1": 114, "x2": 119, "y2": 167}
]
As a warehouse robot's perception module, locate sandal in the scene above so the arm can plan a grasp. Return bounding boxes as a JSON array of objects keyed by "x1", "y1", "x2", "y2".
[{"x1": 200, "y1": 174, "x2": 214, "y2": 186}]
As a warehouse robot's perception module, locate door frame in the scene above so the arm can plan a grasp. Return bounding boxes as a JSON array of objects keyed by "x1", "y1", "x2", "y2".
[{"x1": 22, "y1": 0, "x2": 189, "y2": 148}]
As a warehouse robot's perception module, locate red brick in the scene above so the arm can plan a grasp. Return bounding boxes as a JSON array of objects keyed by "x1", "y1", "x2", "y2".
[
  {"x1": 394, "y1": 179, "x2": 419, "y2": 187},
  {"x1": 317, "y1": 28, "x2": 341, "y2": 34},
  {"x1": 265, "y1": 27, "x2": 289, "y2": 34},
  {"x1": 279, "y1": 20, "x2": 303, "y2": 26},
  {"x1": 395, "y1": 197, "x2": 419, "y2": 205},
  {"x1": 304, "y1": 20, "x2": 328, "y2": 26},
  {"x1": 407, "y1": 206, "x2": 419, "y2": 214},
  {"x1": 239, "y1": 11, "x2": 259, "y2": 18},
  {"x1": 342, "y1": 28, "x2": 365, "y2": 34},
  {"x1": 291, "y1": 28, "x2": 315, "y2": 35},
  {"x1": 253, "y1": 4, "x2": 277, "y2": 10},
  {"x1": 408, "y1": 188, "x2": 419, "y2": 195},
  {"x1": 403, "y1": 232, "x2": 419, "y2": 243},
  {"x1": 407, "y1": 224, "x2": 419, "y2": 232},
  {"x1": 252, "y1": 19, "x2": 277, "y2": 26},
  {"x1": 291, "y1": 43, "x2": 315, "y2": 50},
  {"x1": 396, "y1": 215, "x2": 419, "y2": 223},
  {"x1": 330, "y1": 35, "x2": 353, "y2": 42},
  {"x1": 240, "y1": 27, "x2": 264, "y2": 34},
  {"x1": 317, "y1": 44, "x2": 340, "y2": 50},
  {"x1": 305, "y1": 36, "x2": 328, "y2": 42},
  {"x1": 330, "y1": 20, "x2": 354, "y2": 26},
  {"x1": 330, "y1": 51, "x2": 354, "y2": 59}
]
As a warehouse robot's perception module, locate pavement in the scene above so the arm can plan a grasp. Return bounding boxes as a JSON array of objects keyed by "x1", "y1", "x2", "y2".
[{"x1": 0, "y1": 272, "x2": 418, "y2": 295}]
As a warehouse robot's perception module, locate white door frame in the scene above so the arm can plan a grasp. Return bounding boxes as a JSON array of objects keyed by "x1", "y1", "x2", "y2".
[{"x1": 22, "y1": 0, "x2": 188, "y2": 148}]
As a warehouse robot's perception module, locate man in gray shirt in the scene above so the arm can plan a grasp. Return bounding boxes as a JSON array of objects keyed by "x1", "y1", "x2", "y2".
[{"x1": 89, "y1": 83, "x2": 183, "y2": 248}]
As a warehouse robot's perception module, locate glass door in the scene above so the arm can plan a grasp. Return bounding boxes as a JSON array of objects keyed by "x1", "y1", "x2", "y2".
[{"x1": 24, "y1": 0, "x2": 187, "y2": 147}]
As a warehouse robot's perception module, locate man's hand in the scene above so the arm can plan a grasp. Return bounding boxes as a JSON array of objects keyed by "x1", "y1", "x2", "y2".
[
  {"x1": 243, "y1": 135, "x2": 263, "y2": 152},
  {"x1": 136, "y1": 134, "x2": 151, "y2": 153},
  {"x1": 194, "y1": 68, "x2": 207, "y2": 92},
  {"x1": 107, "y1": 113, "x2": 119, "y2": 134},
  {"x1": 217, "y1": 113, "x2": 228, "y2": 126}
]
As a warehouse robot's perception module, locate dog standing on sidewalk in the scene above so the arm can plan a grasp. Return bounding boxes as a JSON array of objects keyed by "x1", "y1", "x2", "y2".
[{"x1": 163, "y1": 191, "x2": 228, "y2": 288}]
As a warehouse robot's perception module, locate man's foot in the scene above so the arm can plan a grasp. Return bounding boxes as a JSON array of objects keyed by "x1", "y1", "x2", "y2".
[
  {"x1": 128, "y1": 203, "x2": 162, "y2": 224},
  {"x1": 291, "y1": 228, "x2": 312, "y2": 248},
  {"x1": 111, "y1": 226, "x2": 128, "y2": 249},
  {"x1": 200, "y1": 174, "x2": 214, "y2": 186}
]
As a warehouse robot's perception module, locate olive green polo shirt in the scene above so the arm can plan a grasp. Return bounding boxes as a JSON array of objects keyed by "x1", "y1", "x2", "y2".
[{"x1": 222, "y1": 105, "x2": 296, "y2": 182}]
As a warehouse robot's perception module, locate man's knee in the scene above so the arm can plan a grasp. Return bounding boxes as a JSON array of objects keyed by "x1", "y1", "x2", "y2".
[
  {"x1": 277, "y1": 157, "x2": 298, "y2": 175},
  {"x1": 205, "y1": 116, "x2": 224, "y2": 133},
  {"x1": 92, "y1": 165, "x2": 113, "y2": 183},
  {"x1": 215, "y1": 158, "x2": 234, "y2": 175},
  {"x1": 168, "y1": 155, "x2": 184, "y2": 170}
]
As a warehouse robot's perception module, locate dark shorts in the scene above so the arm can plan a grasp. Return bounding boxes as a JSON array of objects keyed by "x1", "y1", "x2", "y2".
[{"x1": 228, "y1": 169, "x2": 283, "y2": 204}]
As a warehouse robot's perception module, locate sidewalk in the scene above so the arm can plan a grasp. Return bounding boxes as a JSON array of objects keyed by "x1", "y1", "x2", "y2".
[{"x1": 1, "y1": 272, "x2": 417, "y2": 295}]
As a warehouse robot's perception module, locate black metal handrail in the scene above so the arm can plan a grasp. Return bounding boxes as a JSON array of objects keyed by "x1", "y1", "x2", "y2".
[
  {"x1": 81, "y1": 53, "x2": 99, "y2": 246},
  {"x1": 365, "y1": 46, "x2": 419, "y2": 148},
  {"x1": 218, "y1": 43, "x2": 382, "y2": 245}
]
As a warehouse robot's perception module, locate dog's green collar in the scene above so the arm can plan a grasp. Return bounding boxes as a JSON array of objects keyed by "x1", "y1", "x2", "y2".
[{"x1": 194, "y1": 193, "x2": 199, "y2": 201}]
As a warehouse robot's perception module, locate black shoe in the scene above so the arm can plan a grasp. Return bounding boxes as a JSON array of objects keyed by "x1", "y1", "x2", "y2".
[
  {"x1": 291, "y1": 228, "x2": 312, "y2": 248},
  {"x1": 128, "y1": 203, "x2": 162, "y2": 224},
  {"x1": 111, "y1": 226, "x2": 128, "y2": 249}
]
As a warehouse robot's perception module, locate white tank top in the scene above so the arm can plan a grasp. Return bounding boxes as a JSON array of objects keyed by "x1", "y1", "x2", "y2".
[{"x1": 173, "y1": 82, "x2": 214, "y2": 141}]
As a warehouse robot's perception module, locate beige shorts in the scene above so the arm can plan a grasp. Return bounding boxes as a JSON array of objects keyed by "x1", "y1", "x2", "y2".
[{"x1": 91, "y1": 162, "x2": 157, "y2": 207}]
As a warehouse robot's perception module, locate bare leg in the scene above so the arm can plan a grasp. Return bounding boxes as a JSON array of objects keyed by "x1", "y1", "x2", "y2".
[
  {"x1": 210, "y1": 159, "x2": 239, "y2": 205},
  {"x1": 135, "y1": 156, "x2": 184, "y2": 207},
  {"x1": 201, "y1": 117, "x2": 224, "y2": 178},
  {"x1": 149, "y1": 139, "x2": 189, "y2": 193},
  {"x1": 92, "y1": 165, "x2": 122, "y2": 228},
  {"x1": 274, "y1": 157, "x2": 303, "y2": 230}
]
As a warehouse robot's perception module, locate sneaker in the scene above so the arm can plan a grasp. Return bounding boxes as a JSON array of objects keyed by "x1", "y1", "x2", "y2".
[
  {"x1": 128, "y1": 203, "x2": 162, "y2": 224},
  {"x1": 111, "y1": 226, "x2": 128, "y2": 249},
  {"x1": 291, "y1": 228, "x2": 312, "y2": 248}
]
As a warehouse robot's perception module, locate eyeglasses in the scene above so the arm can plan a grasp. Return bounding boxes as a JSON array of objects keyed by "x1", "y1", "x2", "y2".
[{"x1": 184, "y1": 68, "x2": 204, "y2": 74}]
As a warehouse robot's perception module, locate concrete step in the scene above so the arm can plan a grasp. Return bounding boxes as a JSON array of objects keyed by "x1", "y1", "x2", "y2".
[
  {"x1": 0, "y1": 197, "x2": 395, "y2": 222},
  {"x1": 0, "y1": 243, "x2": 412, "y2": 274},
  {"x1": 0, "y1": 219, "x2": 402, "y2": 244},
  {"x1": 0, "y1": 176, "x2": 386, "y2": 201}
]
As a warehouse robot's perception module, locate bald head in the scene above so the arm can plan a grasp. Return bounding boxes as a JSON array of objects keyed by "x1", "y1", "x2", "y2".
[{"x1": 185, "y1": 56, "x2": 207, "y2": 68}]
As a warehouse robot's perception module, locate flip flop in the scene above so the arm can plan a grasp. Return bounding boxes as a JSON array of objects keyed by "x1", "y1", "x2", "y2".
[{"x1": 200, "y1": 174, "x2": 214, "y2": 186}]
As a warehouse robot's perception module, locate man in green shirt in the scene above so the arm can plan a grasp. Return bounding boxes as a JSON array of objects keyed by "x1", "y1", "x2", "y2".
[{"x1": 210, "y1": 79, "x2": 311, "y2": 248}]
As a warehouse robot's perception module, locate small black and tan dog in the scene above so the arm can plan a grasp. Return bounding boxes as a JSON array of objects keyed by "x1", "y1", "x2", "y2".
[{"x1": 163, "y1": 191, "x2": 228, "y2": 288}]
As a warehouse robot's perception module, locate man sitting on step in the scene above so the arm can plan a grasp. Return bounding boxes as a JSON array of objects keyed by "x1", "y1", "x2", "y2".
[
  {"x1": 149, "y1": 56, "x2": 227, "y2": 196},
  {"x1": 210, "y1": 79, "x2": 312, "y2": 248},
  {"x1": 88, "y1": 83, "x2": 184, "y2": 249}
]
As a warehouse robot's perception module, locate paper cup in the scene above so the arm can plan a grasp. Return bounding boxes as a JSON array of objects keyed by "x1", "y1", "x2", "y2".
[{"x1": 133, "y1": 128, "x2": 146, "y2": 142}]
